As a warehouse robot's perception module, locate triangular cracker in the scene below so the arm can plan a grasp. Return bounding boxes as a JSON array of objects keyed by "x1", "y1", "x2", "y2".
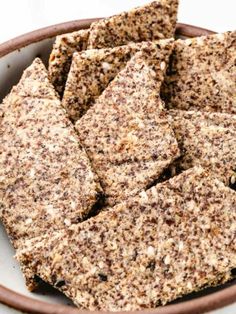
[
  {"x1": 88, "y1": 0, "x2": 179, "y2": 49},
  {"x1": 48, "y1": 0, "x2": 179, "y2": 96},
  {"x1": 162, "y1": 31, "x2": 236, "y2": 113},
  {"x1": 63, "y1": 39, "x2": 173, "y2": 121},
  {"x1": 17, "y1": 167, "x2": 236, "y2": 311},
  {"x1": 0, "y1": 58, "x2": 102, "y2": 289},
  {"x1": 48, "y1": 29, "x2": 89, "y2": 95},
  {"x1": 76, "y1": 43, "x2": 179, "y2": 206}
]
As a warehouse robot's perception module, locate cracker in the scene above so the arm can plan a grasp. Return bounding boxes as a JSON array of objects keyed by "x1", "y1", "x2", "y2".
[
  {"x1": 48, "y1": 29, "x2": 89, "y2": 95},
  {"x1": 88, "y1": 0, "x2": 179, "y2": 49},
  {"x1": 76, "y1": 42, "x2": 179, "y2": 206},
  {"x1": 63, "y1": 40, "x2": 172, "y2": 121},
  {"x1": 17, "y1": 167, "x2": 236, "y2": 311},
  {"x1": 162, "y1": 31, "x2": 236, "y2": 113},
  {"x1": 168, "y1": 109, "x2": 236, "y2": 185},
  {"x1": 0, "y1": 58, "x2": 102, "y2": 289},
  {"x1": 169, "y1": 31, "x2": 235, "y2": 73}
]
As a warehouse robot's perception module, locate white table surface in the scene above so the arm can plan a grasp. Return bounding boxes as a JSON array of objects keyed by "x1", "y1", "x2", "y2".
[
  {"x1": 0, "y1": 0, "x2": 235, "y2": 43},
  {"x1": 0, "y1": 1, "x2": 235, "y2": 313}
]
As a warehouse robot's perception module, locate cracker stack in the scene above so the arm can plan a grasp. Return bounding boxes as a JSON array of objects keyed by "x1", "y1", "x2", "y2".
[
  {"x1": 49, "y1": 0, "x2": 179, "y2": 95},
  {"x1": 62, "y1": 40, "x2": 171, "y2": 121}
]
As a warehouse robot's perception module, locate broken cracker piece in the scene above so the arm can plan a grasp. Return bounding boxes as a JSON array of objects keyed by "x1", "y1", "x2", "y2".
[
  {"x1": 88, "y1": 0, "x2": 179, "y2": 49},
  {"x1": 63, "y1": 40, "x2": 172, "y2": 121},
  {"x1": 76, "y1": 42, "x2": 179, "y2": 206},
  {"x1": 162, "y1": 31, "x2": 236, "y2": 113},
  {"x1": 48, "y1": 29, "x2": 89, "y2": 95},
  {"x1": 0, "y1": 58, "x2": 102, "y2": 289},
  {"x1": 17, "y1": 167, "x2": 236, "y2": 311}
]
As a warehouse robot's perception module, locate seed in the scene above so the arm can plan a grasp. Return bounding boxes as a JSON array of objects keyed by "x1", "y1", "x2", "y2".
[
  {"x1": 178, "y1": 241, "x2": 184, "y2": 251},
  {"x1": 185, "y1": 38, "x2": 192, "y2": 46},
  {"x1": 187, "y1": 281, "x2": 192, "y2": 290},
  {"x1": 25, "y1": 218, "x2": 32, "y2": 225},
  {"x1": 146, "y1": 246, "x2": 155, "y2": 257},
  {"x1": 164, "y1": 255, "x2": 171, "y2": 265},
  {"x1": 102, "y1": 62, "x2": 111, "y2": 71},
  {"x1": 160, "y1": 61, "x2": 166, "y2": 71},
  {"x1": 98, "y1": 273, "x2": 108, "y2": 282},
  {"x1": 230, "y1": 175, "x2": 236, "y2": 185},
  {"x1": 64, "y1": 218, "x2": 71, "y2": 226},
  {"x1": 147, "y1": 260, "x2": 156, "y2": 271}
]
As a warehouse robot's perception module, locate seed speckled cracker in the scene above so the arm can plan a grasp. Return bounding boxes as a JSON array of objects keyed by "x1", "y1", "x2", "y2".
[
  {"x1": 162, "y1": 31, "x2": 236, "y2": 113},
  {"x1": 0, "y1": 58, "x2": 102, "y2": 289},
  {"x1": 76, "y1": 43, "x2": 180, "y2": 206},
  {"x1": 168, "y1": 109, "x2": 236, "y2": 185},
  {"x1": 88, "y1": 0, "x2": 179, "y2": 49},
  {"x1": 48, "y1": 29, "x2": 89, "y2": 95},
  {"x1": 63, "y1": 40, "x2": 172, "y2": 121},
  {"x1": 17, "y1": 167, "x2": 236, "y2": 311}
]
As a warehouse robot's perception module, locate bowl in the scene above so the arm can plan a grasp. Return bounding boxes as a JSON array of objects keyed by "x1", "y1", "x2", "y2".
[{"x1": 0, "y1": 18, "x2": 235, "y2": 314}]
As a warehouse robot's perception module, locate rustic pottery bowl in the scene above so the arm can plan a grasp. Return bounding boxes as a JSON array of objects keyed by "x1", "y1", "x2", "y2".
[{"x1": 0, "y1": 19, "x2": 236, "y2": 314}]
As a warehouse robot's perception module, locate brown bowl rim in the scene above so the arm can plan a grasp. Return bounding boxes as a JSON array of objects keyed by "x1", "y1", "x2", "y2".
[
  {"x1": 0, "y1": 20, "x2": 215, "y2": 57},
  {"x1": 0, "y1": 18, "x2": 235, "y2": 314}
]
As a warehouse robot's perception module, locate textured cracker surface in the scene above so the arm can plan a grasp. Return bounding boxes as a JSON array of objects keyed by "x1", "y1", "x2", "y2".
[
  {"x1": 48, "y1": 0, "x2": 179, "y2": 95},
  {"x1": 162, "y1": 31, "x2": 236, "y2": 113},
  {"x1": 17, "y1": 167, "x2": 236, "y2": 311},
  {"x1": 168, "y1": 109, "x2": 236, "y2": 185},
  {"x1": 48, "y1": 29, "x2": 89, "y2": 95},
  {"x1": 0, "y1": 59, "x2": 102, "y2": 290},
  {"x1": 76, "y1": 42, "x2": 180, "y2": 206},
  {"x1": 63, "y1": 40, "x2": 172, "y2": 121},
  {"x1": 1, "y1": 2, "x2": 236, "y2": 307},
  {"x1": 88, "y1": 0, "x2": 178, "y2": 49},
  {"x1": 0, "y1": 58, "x2": 102, "y2": 247}
]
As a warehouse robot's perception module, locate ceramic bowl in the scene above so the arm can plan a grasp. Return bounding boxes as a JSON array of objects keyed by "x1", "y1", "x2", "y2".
[{"x1": 0, "y1": 19, "x2": 236, "y2": 314}]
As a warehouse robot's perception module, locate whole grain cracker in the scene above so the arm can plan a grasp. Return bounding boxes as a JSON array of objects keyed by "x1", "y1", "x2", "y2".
[
  {"x1": 88, "y1": 0, "x2": 179, "y2": 49},
  {"x1": 48, "y1": 29, "x2": 89, "y2": 95},
  {"x1": 17, "y1": 167, "x2": 236, "y2": 311},
  {"x1": 0, "y1": 58, "x2": 102, "y2": 289},
  {"x1": 76, "y1": 42, "x2": 180, "y2": 206},
  {"x1": 63, "y1": 40, "x2": 172, "y2": 121},
  {"x1": 162, "y1": 31, "x2": 236, "y2": 113},
  {"x1": 169, "y1": 31, "x2": 235, "y2": 73},
  {"x1": 168, "y1": 109, "x2": 236, "y2": 186}
]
